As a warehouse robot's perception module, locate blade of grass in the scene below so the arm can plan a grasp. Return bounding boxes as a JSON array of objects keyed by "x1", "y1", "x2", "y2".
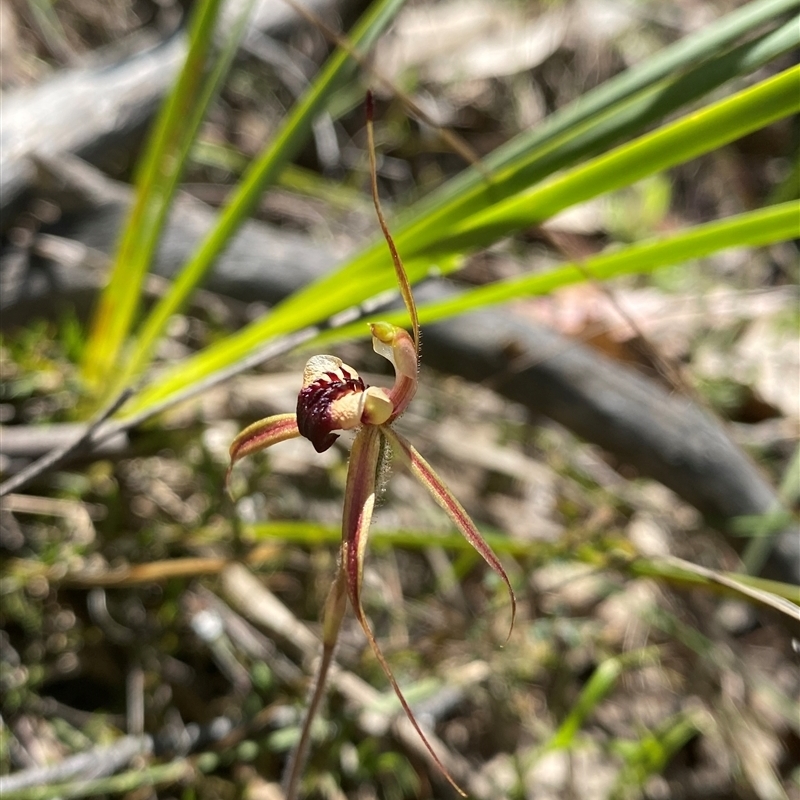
[
  {"x1": 109, "y1": 0, "x2": 406, "y2": 399},
  {"x1": 544, "y1": 648, "x2": 660, "y2": 752},
  {"x1": 630, "y1": 555, "x2": 800, "y2": 622},
  {"x1": 81, "y1": 0, "x2": 226, "y2": 392},
  {"x1": 101, "y1": 11, "x2": 797, "y2": 424},
  {"x1": 209, "y1": 43, "x2": 800, "y2": 343},
  {"x1": 138, "y1": 66, "x2": 797, "y2": 405},
  {"x1": 191, "y1": 141, "x2": 372, "y2": 209},
  {"x1": 610, "y1": 712, "x2": 702, "y2": 798},
  {"x1": 238, "y1": 523, "x2": 800, "y2": 606},
  {"x1": 390, "y1": 9, "x2": 800, "y2": 254},
  {"x1": 109, "y1": 3, "x2": 797, "y2": 408},
  {"x1": 119, "y1": 193, "x2": 800, "y2": 415},
  {"x1": 25, "y1": 0, "x2": 74, "y2": 63},
  {"x1": 121, "y1": 198, "x2": 798, "y2": 416},
  {"x1": 14, "y1": 521, "x2": 798, "y2": 606},
  {"x1": 741, "y1": 444, "x2": 800, "y2": 574},
  {"x1": 290, "y1": 5, "x2": 800, "y2": 293},
  {"x1": 439, "y1": 66, "x2": 800, "y2": 252},
  {"x1": 309, "y1": 201, "x2": 800, "y2": 346}
]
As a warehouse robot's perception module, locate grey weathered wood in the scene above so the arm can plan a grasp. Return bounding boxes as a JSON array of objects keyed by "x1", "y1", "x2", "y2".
[
  {"x1": 1, "y1": 34, "x2": 183, "y2": 220},
  {"x1": 0, "y1": 735, "x2": 153, "y2": 792},
  {"x1": 418, "y1": 289, "x2": 799, "y2": 585},
  {"x1": 0, "y1": 0, "x2": 345, "y2": 222}
]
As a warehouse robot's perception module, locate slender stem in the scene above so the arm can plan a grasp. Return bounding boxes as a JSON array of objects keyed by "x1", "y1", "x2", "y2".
[{"x1": 283, "y1": 564, "x2": 348, "y2": 800}]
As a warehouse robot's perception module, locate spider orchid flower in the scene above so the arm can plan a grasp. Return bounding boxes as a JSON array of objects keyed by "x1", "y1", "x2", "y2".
[
  {"x1": 228, "y1": 88, "x2": 514, "y2": 799},
  {"x1": 227, "y1": 322, "x2": 516, "y2": 798}
]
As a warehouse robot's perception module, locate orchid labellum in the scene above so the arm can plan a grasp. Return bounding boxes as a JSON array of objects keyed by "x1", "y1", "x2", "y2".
[{"x1": 227, "y1": 93, "x2": 515, "y2": 799}]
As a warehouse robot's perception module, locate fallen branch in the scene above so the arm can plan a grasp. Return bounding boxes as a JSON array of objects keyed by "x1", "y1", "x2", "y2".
[
  {"x1": 0, "y1": 734, "x2": 153, "y2": 793},
  {"x1": 0, "y1": 0, "x2": 345, "y2": 221},
  {"x1": 0, "y1": 389, "x2": 132, "y2": 497}
]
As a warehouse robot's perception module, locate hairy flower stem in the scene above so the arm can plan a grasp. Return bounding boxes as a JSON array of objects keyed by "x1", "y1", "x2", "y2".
[{"x1": 283, "y1": 566, "x2": 348, "y2": 800}]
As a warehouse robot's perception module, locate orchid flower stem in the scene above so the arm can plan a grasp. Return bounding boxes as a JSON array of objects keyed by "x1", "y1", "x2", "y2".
[{"x1": 283, "y1": 565, "x2": 348, "y2": 800}]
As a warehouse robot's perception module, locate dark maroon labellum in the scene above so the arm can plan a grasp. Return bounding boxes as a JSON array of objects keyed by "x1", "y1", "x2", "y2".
[{"x1": 297, "y1": 369, "x2": 366, "y2": 453}]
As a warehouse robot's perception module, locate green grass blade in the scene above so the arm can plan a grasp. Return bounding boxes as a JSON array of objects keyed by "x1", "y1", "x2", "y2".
[
  {"x1": 307, "y1": 3, "x2": 800, "y2": 286},
  {"x1": 236, "y1": 20, "x2": 800, "y2": 334},
  {"x1": 391, "y1": 4, "x2": 800, "y2": 248},
  {"x1": 545, "y1": 649, "x2": 658, "y2": 751},
  {"x1": 121, "y1": 198, "x2": 797, "y2": 421},
  {"x1": 112, "y1": 15, "x2": 799, "y2": 420},
  {"x1": 197, "y1": 63, "x2": 800, "y2": 355},
  {"x1": 191, "y1": 142, "x2": 370, "y2": 209},
  {"x1": 112, "y1": 0, "x2": 406, "y2": 397},
  {"x1": 390, "y1": 0, "x2": 800, "y2": 219},
  {"x1": 378, "y1": 202, "x2": 800, "y2": 330},
  {"x1": 80, "y1": 0, "x2": 226, "y2": 392},
  {"x1": 742, "y1": 444, "x2": 800, "y2": 574},
  {"x1": 90, "y1": 0, "x2": 798, "y2": 402},
  {"x1": 634, "y1": 556, "x2": 800, "y2": 621},
  {"x1": 611, "y1": 713, "x2": 702, "y2": 796},
  {"x1": 443, "y1": 66, "x2": 800, "y2": 251},
  {"x1": 304, "y1": 204, "x2": 800, "y2": 348},
  {"x1": 237, "y1": 523, "x2": 800, "y2": 606}
]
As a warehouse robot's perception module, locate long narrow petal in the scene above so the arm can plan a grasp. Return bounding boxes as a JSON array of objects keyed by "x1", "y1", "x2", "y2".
[
  {"x1": 383, "y1": 426, "x2": 517, "y2": 638},
  {"x1": 341, "y1": 426, "x2": 382, "y2": 601},
  {"x1": 366, "y1": 92, "x2": 419, "y2": 355},
  {"x1": 342, "y1": 427, "x2": 466, "y2": 797},
  {"x1": 226, "y1": 413, "x2": 300, "y2": 490}
]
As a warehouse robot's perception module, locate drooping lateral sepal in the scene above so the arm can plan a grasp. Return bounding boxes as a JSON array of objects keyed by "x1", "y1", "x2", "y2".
[
  {"x1": 382, "y1": 426, "x2": 517, "y2": 639},
  {"x1": 341, "y1": 426, "x2": 467, "y2": 797},
  {"x1": 226, "y1": 413, "x2": 301, "y2": 490}
]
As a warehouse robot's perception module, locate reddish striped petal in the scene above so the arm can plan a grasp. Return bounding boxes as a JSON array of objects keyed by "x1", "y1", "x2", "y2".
[
  {"x1": 341, "y1": 426, "x2": 466, "y2": 797},
  {"x1": 226, "y1": 413, "x2": 300, "y2": 490},
  {"x1": 383, "y1": 426, "x2": 517, "y2": 639}
]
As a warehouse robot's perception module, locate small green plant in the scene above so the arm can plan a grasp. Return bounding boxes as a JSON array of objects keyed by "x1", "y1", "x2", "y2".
[{"x1": 227, "y1": 94, "x2": 515, "y2": 798}]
